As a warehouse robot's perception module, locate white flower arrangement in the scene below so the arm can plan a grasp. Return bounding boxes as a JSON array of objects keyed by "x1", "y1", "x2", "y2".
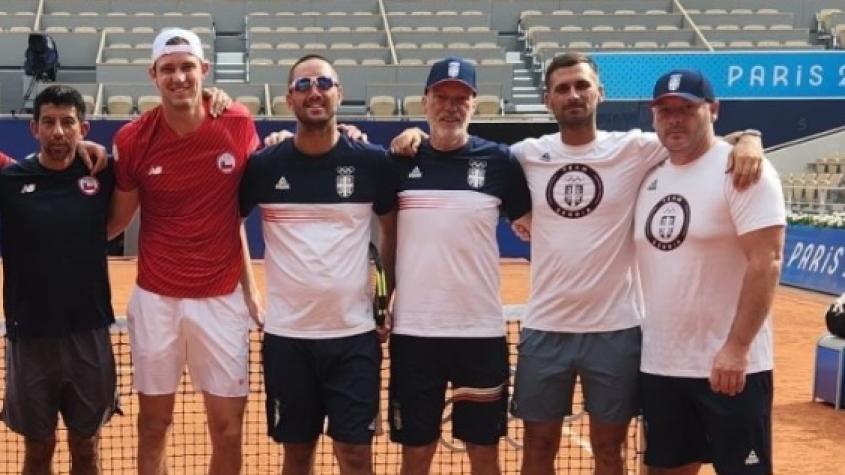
[{"x1": 788, "y1": 212, "x2": 845, "y2": 229}]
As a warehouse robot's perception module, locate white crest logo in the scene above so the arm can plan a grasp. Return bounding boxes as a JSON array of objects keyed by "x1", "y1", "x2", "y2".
[
  {"x1": 217, "y1": 152, "x2": 236, "y2": 174},
  {"x1": 78, "y1": 176, "x2": 99, "y2": 195},
  {"x1": 668, "y1": 73, "x2": 683, "y2": 92},
  {"x1": 336, "y1": 166, "x2": 355, "y2": 198},
  {"x1": 467, "y1": 160, "x2": 486, "y2": 189},
  {"x1": 448, "y1": 61, "x2": 461, "y2": 78}
]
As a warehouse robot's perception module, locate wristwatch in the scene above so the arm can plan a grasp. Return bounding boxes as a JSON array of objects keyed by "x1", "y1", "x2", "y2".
[{"x1": 739, "y1": 129, "x2": 762, "y2": 138}]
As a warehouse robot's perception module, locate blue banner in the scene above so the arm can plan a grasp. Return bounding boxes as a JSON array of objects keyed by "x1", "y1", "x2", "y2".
[
  {"x1": 591, "y1": 51, "x2": 845, "y2": 100},
  {"x1": 782, "y1": 225, "x2": 845, "y2": 295}
]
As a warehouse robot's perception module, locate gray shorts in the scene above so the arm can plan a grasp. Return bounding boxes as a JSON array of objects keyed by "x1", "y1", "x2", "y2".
[
  {"x1": 510, "y1": 326, "x2": 641, "y2": 424},
  {"x1": 1, "y1": 327, "x2": 119, "y2": 439}
]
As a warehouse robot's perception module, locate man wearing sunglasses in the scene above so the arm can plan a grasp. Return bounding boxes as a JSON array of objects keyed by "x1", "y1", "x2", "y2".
[
  {"x1": 107, "y1": 28, "x2": 261, "y2": 475},
  {"x1": 239, "y1": 54, "x2": 397, "y2": 475}
]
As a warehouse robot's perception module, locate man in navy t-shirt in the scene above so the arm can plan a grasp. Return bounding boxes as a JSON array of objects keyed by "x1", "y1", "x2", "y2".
[
  {"x1": 0, "y1": 85, "x2": 117, "y2": 474},
  {"x1": 239, "y1": 54, "x2": 397, "y2": 474},
  {"x1": 386, "y1": 58, "x2": 531, "y2": 475}
]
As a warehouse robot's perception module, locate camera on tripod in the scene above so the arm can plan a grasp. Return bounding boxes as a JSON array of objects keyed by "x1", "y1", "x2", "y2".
[{"x1": 25, "y1": 33, "x2": 59, "y2": 81}]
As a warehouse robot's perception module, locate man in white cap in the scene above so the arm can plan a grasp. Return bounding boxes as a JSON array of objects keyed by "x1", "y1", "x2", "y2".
[
  {"x1": 107, "y1": 28, "x2": 261, "y2": 475},
  {"x1": 634, "y1": 69, "x2": 784, "y2": 475}
]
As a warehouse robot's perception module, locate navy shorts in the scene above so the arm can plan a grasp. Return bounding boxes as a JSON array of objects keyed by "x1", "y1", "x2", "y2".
[
  {"x1": 389, "y1": 335, "x2": 508, "y2": 446},
  {"x1": 262, "y1": 331, "x2": 382, "y2": 445},
  {"x1": 641, "y1": 371, "x2": 773, "y2": 474}
]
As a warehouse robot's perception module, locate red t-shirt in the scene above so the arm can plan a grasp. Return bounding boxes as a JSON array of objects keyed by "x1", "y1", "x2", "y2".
[{"x1": 113, "y1": 102, "x2": 259, "y2": 297}]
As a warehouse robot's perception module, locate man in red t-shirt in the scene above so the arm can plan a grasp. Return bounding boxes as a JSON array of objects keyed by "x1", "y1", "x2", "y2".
[{"x1": 107, "y1": 28, "x2": 260, "y2": 475}]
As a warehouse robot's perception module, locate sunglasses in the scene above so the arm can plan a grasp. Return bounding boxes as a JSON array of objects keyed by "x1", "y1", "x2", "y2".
[{"x1": 289, "y1": 75, "x2": 338, "y2": 93}]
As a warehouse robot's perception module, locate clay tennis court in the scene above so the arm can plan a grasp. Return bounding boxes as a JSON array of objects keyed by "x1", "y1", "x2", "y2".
[{"x1": 2, "y1": 259, "x2": 845, "y2": 473}]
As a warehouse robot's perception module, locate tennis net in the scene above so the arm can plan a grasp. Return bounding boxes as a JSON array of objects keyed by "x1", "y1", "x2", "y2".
[{"x1": 0, "y1": 314, "x2": 643, "y2": 474}]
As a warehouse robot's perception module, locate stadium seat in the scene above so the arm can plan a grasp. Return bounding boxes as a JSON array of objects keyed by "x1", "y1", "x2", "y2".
[
  {"x1": 403, "y1": 96, "x2": 424, "y2": 116},
  {"x1": 421, "y1": 42, "x2": 443, "y2": 49},
  {"x1": 137, "y1": 95, "x2": 161, "y2": 113},
  {"x1": 329, "y1": 26, "x2": 351, "y2": 32},
  {"x1": 131, "y1": 58, "x2": 152, "y2": 65},
  {"x1": 552, "y1": 10, "x2": 574, "y2": 15},
  {"x1": 666, "y1": 40, "x2": 692, "y2": 48},
  {"x1": 82, "y1": 95, "x2": 96, "y2": 115},
  {"x1": 475, "y1": 95, "x2": 501, "y2": 116},
  {"x1": 743, "y1": 24, "x2": 766, "y2": 31},
  {"x1": 303, "y1": 43, "x2": 327, "y2": 50},
  {"x1": 251, "y1": 42, "x2": 273, "y2": 49},
  {"x1": 757, "y1": 40, "x2": 782, "y2": 48},
  {"x1": 73, "y1": 26, "x2": 97, "y2": 33},
  {"x1": 467, "y1": 26, "x2": 489, "y2": 32},
  {"x1": 107, "y1": 96, "x2": 133, "y2": 115},
  {"x1": 448, "y1": 42, "x2": 472, "y2": 49},
  {"x1": 560, "y1": 26, "x2": 583, "y2": 32},
  {"x1": 358, "y1": 42, "x2": 381, "y2": 48},
  {"x1": 271, "y1": 96, "x2": 293, "y2": 116},
  {"x1": 236, "y1": 96, "x2": 261, "y2": 115},
  {"x1": 770, "y1": 24, "x2": 793, "y2": 30},
  {"x1": 624, "y1": 25, "x2": 647, "y2": 31},
  {"x1": 276, "y1": 42, "x2": 299, "y2": 49},
  {"x1": 332, "y1": 42, "x2": 355, "y2": 49},
  {"x1": 728, "y1": 40, "x2": 754, "y2": 49},
  {"x1": 442, "y1": 26, "x2": 464, "y2": 32},
  {"x1": 633, "y1": 41, "x2": 659, "y2": 49},
  {"x1": 333, "y1": 58, "x2": 358, "y2": 65},
  {"x1": 655, "y1": 25, "x2": 678, "y2": 30},
  {"x1": 369, "y1": 95, "x2": 396, "y2": 117},
  {"x1": 104, "y1": 58, "x2": 130, "y2": 64},
  {"x1": 600, "y1": 41, "x2": 626, "y2": 49},
  {"x1": 399, "y1": 58, "x2": 424, "y2": 65},
  {"x1": 250, "y1": 58, "x2": 273, "y2": 65},
  {"x1": 361, "y1": 58, "x2": 386, "y2": 65},
  {"x1": 480, "y1": 58, "x2": 506, "y2": 65}
]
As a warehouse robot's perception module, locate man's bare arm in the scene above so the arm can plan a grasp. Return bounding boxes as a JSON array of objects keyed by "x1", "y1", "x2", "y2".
[
  {"x1": 107, "y1": 188, "x2": 140, "y2": 240},
  {"x1": 376, "y1": 210, "x2": 398, "y2": 342},
  {"x1": 710, "y1": 224, "x2": 784, "y2": 396},
  {"x1": 239, "y1": 222, "x2": 263, "y2": 328},
  {"x1": 723, "y1": 133, "x2": 763, "y2": 191}
]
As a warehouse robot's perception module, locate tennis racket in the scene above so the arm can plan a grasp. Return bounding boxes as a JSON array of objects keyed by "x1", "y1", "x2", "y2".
[{"x1": 368, "y1": 242, "x2": 389, "y2": 327}]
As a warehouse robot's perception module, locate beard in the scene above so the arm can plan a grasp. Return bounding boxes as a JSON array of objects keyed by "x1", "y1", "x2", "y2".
[{"x1": 552, "y1": 103, "x2": 594, "y2": 128}]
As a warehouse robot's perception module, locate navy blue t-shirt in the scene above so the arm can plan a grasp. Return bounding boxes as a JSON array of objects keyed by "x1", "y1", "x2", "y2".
[{"x1": 1, "y1": 155, "x2": 116, "y2": 339}]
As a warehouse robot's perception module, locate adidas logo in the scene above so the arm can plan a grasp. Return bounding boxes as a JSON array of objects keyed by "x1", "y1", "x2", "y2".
[
  {"x1": 647, "y1": 179, "x2": 657, "y2": 190},
  {"x1": 408, "y1": 166, "x2": 422, "y2": 179},
  {"x1": 20, "y1": 183, "x2": 35, "y2": 194},
  {"x1": 275, "y1": 176, "x2": 291, "y2": 190},
  {"x1": 148, "y1": 166, "x2": 163, "y2": 175},
  {"x1": 744, "y1": 450, "x2": 760, "y2": 465}
]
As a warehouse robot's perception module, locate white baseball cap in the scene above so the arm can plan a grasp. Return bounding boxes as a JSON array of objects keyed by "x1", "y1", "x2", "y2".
[{"x1": 151, "y1": 28, "x2": 205, "y2": 63}]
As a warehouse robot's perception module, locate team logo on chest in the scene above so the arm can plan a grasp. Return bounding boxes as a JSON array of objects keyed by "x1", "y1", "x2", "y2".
[
  {"x1": 545, "y1": 163, "x2": 604, "y2": 218},
  {"x1": 336, "y1": 166, "x2": 355, "y2": 198},
  {"x1": 217, "y1": 152, "x2": 236, "y2": 174},
  {"x1": 78, "y1": 176, "x2": 100, "y2": 195},
  {"x1": 644, "y1": 194, "x2": 690, "y2": 251},
  {"x1": 467, "y1": 160, "x2": 486, "y2": 189}
]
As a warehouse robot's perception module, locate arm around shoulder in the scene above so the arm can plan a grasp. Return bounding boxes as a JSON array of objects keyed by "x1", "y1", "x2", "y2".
[{"x1": 107, "y1": 188, "x2": 139, "y2": 240}]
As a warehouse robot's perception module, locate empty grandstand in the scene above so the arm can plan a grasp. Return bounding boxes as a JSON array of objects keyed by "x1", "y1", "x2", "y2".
[{"x1": 0, "y1": 0, "x2": 840, "y2": 118}]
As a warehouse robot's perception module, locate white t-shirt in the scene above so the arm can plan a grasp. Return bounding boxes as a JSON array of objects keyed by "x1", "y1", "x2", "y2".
[
  {"x1": 511, "y1": 130, "x2": 666, "y2": 333},
  {"x1": 633, "y1": 141, "x2": 786, "y2": 377}
]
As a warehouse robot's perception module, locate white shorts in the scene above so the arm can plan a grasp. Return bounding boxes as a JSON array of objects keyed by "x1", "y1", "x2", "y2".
[{"x1": 127, "y1": 286, "x2": 251, "y2": 397}]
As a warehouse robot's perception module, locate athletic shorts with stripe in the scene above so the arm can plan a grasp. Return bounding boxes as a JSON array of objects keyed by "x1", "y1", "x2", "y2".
[
  {"x1": 263, "y1": 330, "x2": 382, "y2": 445},
  {"x1": 641, "y1": 371, "x2": 773, "y2": 475},
  {"x1": 511, "y1": 327, "x2": 641, "y2": 424},
  {"x1": 2, "y1": 327, "x2": 118, "y2": 439},
  {"x1": 389, "y1": 335, "x2": 509, "y2": 446},
  {"x1": 127, "y1": 285, "x2": 251, "y2": 397}
]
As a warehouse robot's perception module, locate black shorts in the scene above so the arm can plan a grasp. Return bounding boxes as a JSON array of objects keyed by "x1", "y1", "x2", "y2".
[
  {"x1": 388, "y1": 335, "x2": 508, "y2": 446},
  {"x1": 641, "y1": 371, "x2": 773, "y2": 475},
  {"x1": 262, "y1": 331, "x2": 381, "y2": 445},
  {"x1": 1, "y1": 327, "x2": 118, "y2": 439}
]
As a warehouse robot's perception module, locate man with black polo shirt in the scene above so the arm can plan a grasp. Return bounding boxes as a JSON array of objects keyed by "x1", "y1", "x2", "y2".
[
  {"x1": 0, "y1": 85, "x2": 116, "y2": 474},
  {"x1": 239, "y1": 54, "x2": 397, "y2": 475},
  {"x1": 386, "y1": 57, "x2": 531, "y2": 475}
]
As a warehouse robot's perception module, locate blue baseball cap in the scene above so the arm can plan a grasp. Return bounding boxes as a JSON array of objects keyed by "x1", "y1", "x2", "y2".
[
  {"x1": 425, "y1": 57, "x2": 477, "y2": 94},
  {"x1": 652, "y1": 69, "x2": 715, "y2": 104}
]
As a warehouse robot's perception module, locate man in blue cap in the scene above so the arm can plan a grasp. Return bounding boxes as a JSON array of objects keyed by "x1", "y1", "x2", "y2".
[
  {"x1": 386, "y1": 57, "x2": 531, "y2": 475},
  {"x1": 634, "y1": 69, "x2": 784, "y2": 475}
]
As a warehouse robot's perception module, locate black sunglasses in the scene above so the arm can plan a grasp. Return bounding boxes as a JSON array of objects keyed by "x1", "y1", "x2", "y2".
[{"x1": 289, "y1": 75, "x2": 337, "y2": 93}]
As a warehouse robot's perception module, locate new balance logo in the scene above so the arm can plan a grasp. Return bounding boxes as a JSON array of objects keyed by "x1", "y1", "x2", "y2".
[
  {"x1": 20, "y1": 183, "x2": 35, "y2": 194},
  {"x1": 148, "y1": 166, "x2": 163, "y2": 175},
  {"x1": 540, "y1": 152, "x2": 551, "y2": 162},
  {"x1": 408, "y1": 166, "x2": 422, "y2": 179},
  {"x1": 647, "y1": 179, "x2": 658, "y2": 190},
  {"x1": 275, "y1": 176, "x2": 291, "y2": 190},
  {"x1": 744, "y1": 450, "x2": 760, "y2": 465}
]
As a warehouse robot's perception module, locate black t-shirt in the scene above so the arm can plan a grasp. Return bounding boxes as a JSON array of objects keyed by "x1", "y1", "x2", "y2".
[{"x1": 1, "y1": 155, "x2": 116, "y2": 339}]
